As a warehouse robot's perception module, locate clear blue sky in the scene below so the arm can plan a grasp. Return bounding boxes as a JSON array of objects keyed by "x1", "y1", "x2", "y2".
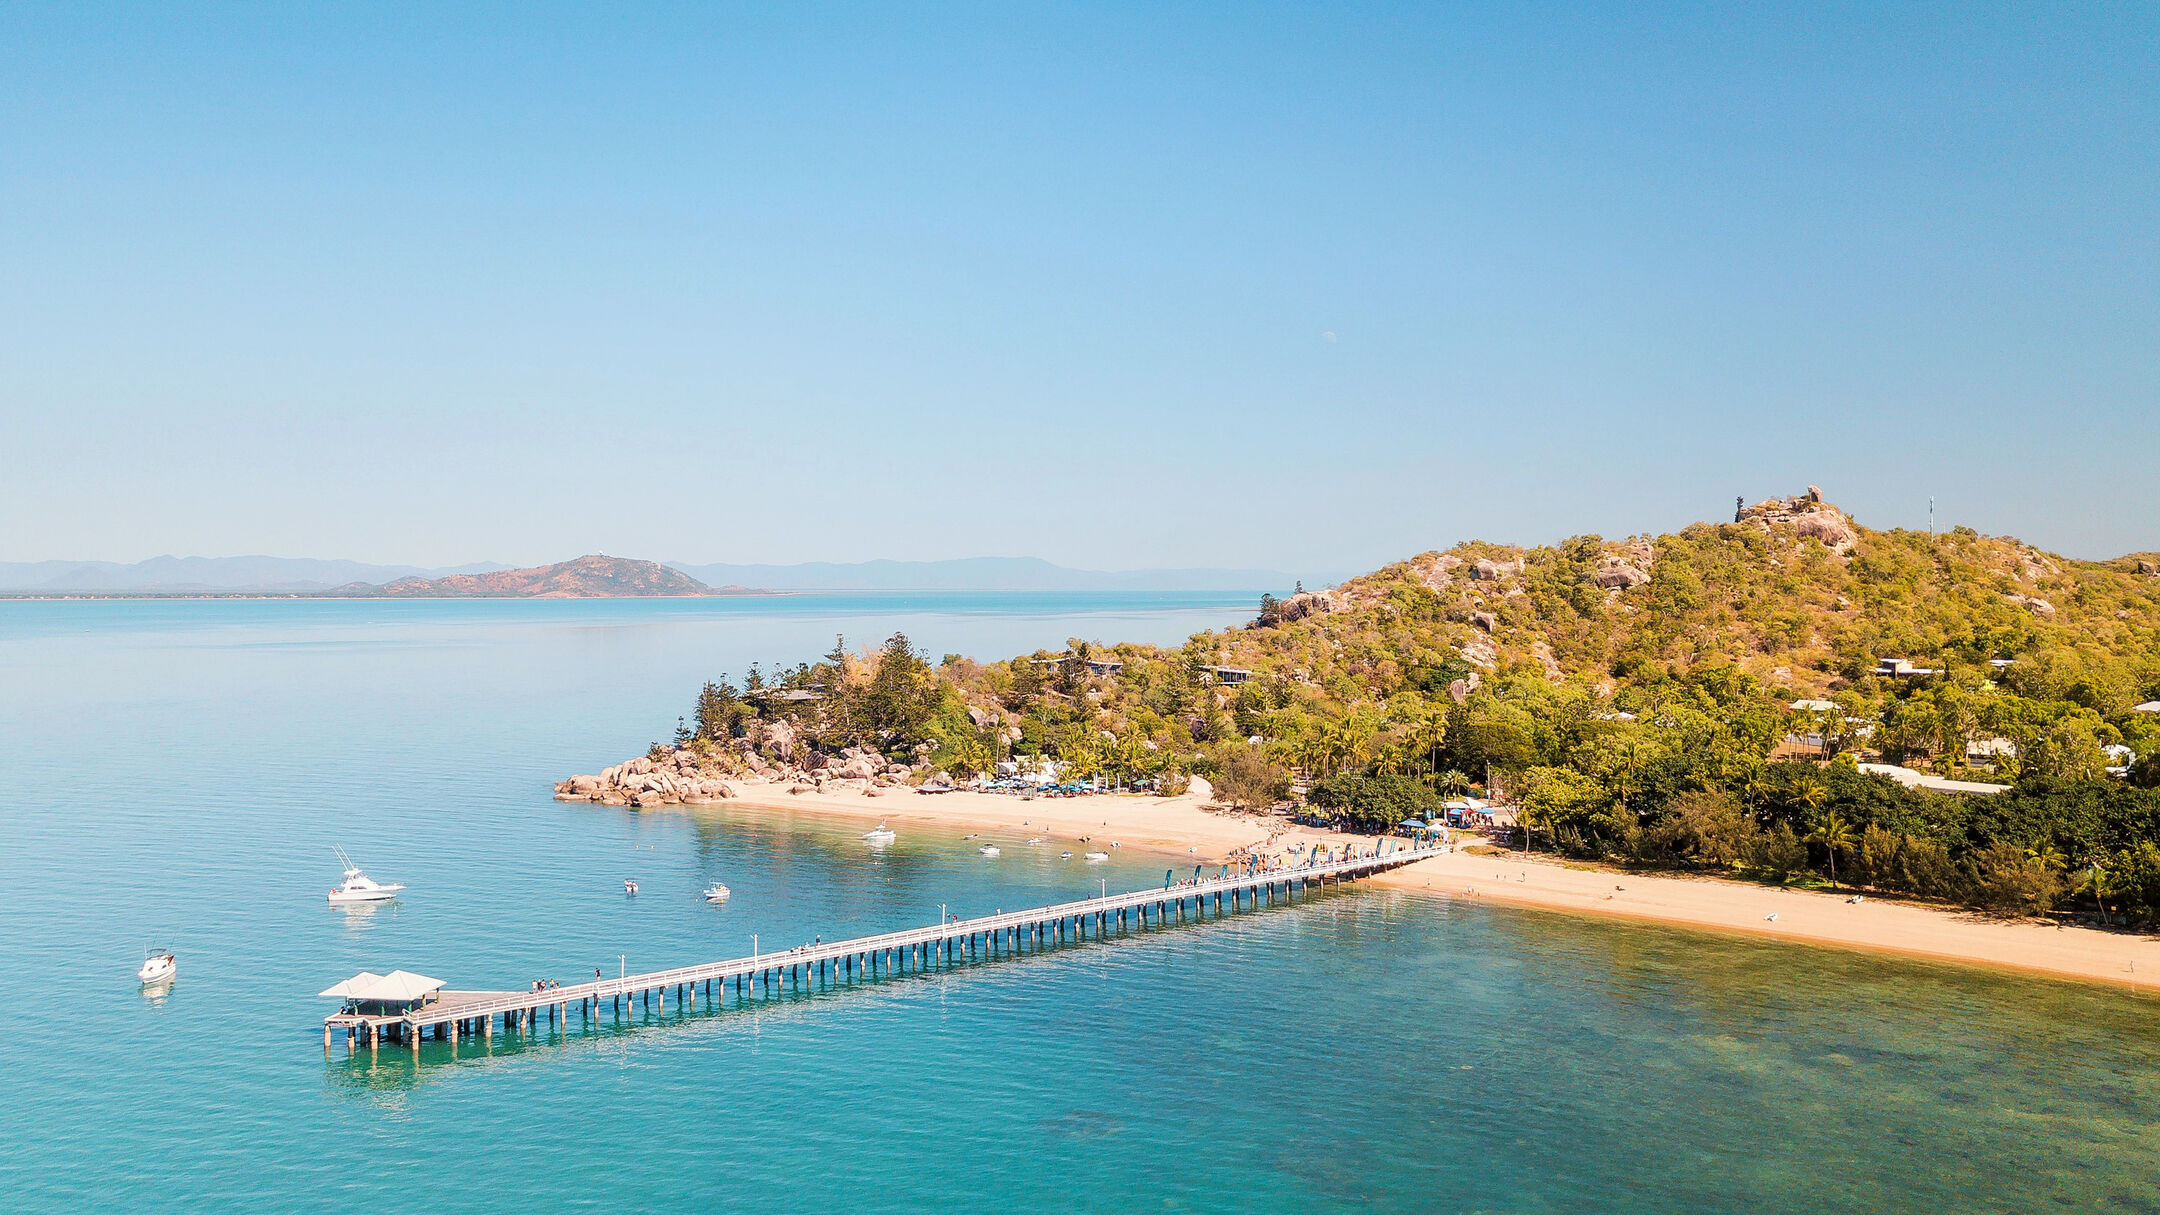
[{"x1": 3, "y1": 3, "x2": 2154, "y2": 573}]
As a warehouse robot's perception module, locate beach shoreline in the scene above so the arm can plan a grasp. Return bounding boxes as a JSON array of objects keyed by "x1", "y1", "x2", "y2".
[{"x1": 694, "y1": 778, "x2": 2160, "y2": 993}]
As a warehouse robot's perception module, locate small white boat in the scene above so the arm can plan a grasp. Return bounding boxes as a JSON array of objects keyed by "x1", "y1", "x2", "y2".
[
  {"x1": 703, "y1": 883, "x2": 731, "y2": 903},
  {"x1": 624, "y1": 879, "x2": 639, "y2": 895},
  {"x1": 327, "y1": 848, "x2": 405, "y2": 905},
  {"x1": 1084, "y1": 851, "x2": 1109, "y2": 862},
  {"x1": 978, "y1": 844, "x2": 1001, "y2": 857},
  {"x1": 1026, "y1": 837, "x2": 1044, "y2": 846},
  {"x1": 1059, "y1": 851, "x2": 1073, "y2": 859},
  {"x1": 137, "y1": 951, "x2": 176, "y2": 984},
  {"x1": 863, "y1": 824, "x2": 897, "y2": 845}
]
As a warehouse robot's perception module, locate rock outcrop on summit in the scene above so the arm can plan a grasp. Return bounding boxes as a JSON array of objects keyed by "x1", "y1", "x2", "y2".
[{"x1": 1738, "y1": 485, "x2": 1858, "y2": 550}]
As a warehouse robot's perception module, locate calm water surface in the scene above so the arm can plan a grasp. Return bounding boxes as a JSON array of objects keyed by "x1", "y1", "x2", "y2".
[{"x1": 2, "y1": 596, "x2": 2157, "y2": 1213}]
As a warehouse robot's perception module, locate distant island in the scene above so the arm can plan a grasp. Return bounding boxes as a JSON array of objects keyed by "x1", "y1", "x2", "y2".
[
  {"x1": 326, "y1": 555, "x2": 753, "y2": 598},
  {"x1": 3, "y1": 555, "x2": 767, "y2": 600}
]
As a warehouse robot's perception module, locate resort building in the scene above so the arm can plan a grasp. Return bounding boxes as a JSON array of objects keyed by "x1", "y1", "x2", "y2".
[{"x1": 1857, "y1": 762, "x2": 2007, "y2": 796}]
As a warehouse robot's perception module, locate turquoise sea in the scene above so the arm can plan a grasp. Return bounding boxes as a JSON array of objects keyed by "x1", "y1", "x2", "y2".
[{"x1": 3, "y1": 594, "x2": 2158, "y2": 1213}]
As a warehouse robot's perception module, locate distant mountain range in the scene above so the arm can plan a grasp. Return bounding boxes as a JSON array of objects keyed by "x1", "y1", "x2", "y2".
[
  {"x1": 0, "y1": 554, "x2": 1307, "y2": 596},
  {"x1": 0, "y1": 556, "x2": 512, "y2": 594},
  {"x1": 664, "y1": 557, "x2": 1304, "y2": 591}
]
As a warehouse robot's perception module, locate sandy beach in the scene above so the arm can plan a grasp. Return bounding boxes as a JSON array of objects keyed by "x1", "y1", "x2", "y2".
[{"x1": 715, "y1": 778, "x2": 2160, "y2": 993}]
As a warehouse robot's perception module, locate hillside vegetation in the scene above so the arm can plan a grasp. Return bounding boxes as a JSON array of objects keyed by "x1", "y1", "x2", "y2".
[{"x1": 667, "y1": 491, "x2": 2160, "y2": 922}]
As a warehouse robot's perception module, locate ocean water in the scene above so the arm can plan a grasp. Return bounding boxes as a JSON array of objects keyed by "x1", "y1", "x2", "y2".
[{"x1": 3, "y1": 595, "x2": 2157, "y2": 1214}]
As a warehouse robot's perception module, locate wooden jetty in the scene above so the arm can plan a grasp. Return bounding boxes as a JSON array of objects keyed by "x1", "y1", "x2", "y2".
[{"x1": 323, "y1": 842, "x2": 1443, "y2": 1054}]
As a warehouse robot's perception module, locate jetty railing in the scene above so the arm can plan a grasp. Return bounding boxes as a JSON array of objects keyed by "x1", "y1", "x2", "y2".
[{"x1": 324, "y1": 841, "x2": 1444, "y2": 1053}]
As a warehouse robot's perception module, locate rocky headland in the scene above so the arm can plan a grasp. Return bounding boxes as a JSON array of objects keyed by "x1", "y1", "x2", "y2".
[{"x1": 556, "y1": 722, "x2": 958, "y2": 808}]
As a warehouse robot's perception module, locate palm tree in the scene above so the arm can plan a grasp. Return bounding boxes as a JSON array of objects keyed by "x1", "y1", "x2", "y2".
[
  {"x1": 1804, "y1": 813, "x2": 1856, "y2": 888},
  {"x1": 1116, "y1": 734, "x2": 1152, "y2": 788},
  {"x1": 1739, "y1": 766, "x2": 1773, "y2": 815},
  {"x1": 1610, "y1": 739, "x2": 1651, "y2": 812},
  {"x1": 1437, "y1": 769, "x2": 1472, "y2": 798},
  {"x1": 1407, "y1": 711, "x2": 1448, "y2": 781},
  {"x1": 1060, "y1": 733, "x2": 1103, "y2": 784},
  {"x1": 943, "y1": 734, "x2": 992, "y2": 780},
  {"x1": 2077, "y1": 862, "x2": 2117, "y2": 926},
  {"x1": 1794, "y1": 775, "x2": 1829, "y2": 819},
  {"x1": 1340, "y1": 721, "x2": 1376, "y2": 773},
  {"x1": 1290, "y1": 734, "x2": 1329, "y2": 781},
  {"x1": 1317, "y1": 720, "x2": 1359, "y2": 775}
]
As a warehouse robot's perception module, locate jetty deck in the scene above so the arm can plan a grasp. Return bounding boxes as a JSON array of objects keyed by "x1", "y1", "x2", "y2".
[{"x1": 325, "y1": 842, "x2": 1443, "y2": 1053}]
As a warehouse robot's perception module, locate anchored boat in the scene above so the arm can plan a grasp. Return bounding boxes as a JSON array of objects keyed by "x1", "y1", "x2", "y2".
[
  {"x1": 327, "y1": 848, "x2": 405, "y2": 905},
  {"x1": 137, "y1": 950, "x2": 176, "y2": 984}
]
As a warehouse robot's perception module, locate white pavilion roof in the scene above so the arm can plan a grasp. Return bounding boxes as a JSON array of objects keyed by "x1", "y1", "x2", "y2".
[
  {"x1": 321, "y1": 969, "x2": 444, "y2": 1002},
  {"x1": 319, "y1": 971, "x2": 386, "y2": 999}
]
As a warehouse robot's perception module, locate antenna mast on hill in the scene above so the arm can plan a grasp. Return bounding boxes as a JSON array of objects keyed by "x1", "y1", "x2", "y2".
[{"x1": 1929, "y1": 497, "x2": 1936, "y2": 534}]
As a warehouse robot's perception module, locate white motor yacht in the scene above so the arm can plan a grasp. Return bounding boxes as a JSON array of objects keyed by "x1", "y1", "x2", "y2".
[
  {"x1": 327, "y1": 848, "x2": 405, "y2": 904},
  {"x1": 703, "y1": 883, "x2": 731, "y2": 903},
  {"x1": 978, "y1": 844, "x2": 1001, "y2": 857},
  {"x1": 1084, "y1": 851, "x2": 1110, "y2": 862},
  {"x1": 137, "y1": 951, "x2": 176, "y2": 984},
  {"x1": 863, "y1": 824, "x2": 897, "y2": 845}
]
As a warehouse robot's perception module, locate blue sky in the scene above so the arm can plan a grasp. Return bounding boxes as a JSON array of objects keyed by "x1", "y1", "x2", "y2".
[{"x1": 3, "y1": 3, "x2": 2154, "y2": 573}]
